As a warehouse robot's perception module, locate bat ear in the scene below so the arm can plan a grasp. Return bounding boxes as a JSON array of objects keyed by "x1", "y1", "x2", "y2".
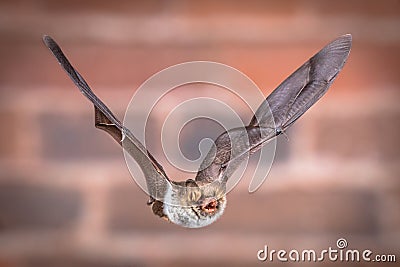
[{"x1": 185, "y1": 179, "x2": 199, "y2": 188}]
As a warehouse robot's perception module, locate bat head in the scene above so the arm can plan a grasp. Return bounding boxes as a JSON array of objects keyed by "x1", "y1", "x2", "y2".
[{"x1": 163, "y1": 179, "x2": 227, "y2": 228}]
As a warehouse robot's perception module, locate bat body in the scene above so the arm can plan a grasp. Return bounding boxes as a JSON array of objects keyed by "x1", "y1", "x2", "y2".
[{"x1": 43, "y1": 34, "x2": 351, "y2": 228}]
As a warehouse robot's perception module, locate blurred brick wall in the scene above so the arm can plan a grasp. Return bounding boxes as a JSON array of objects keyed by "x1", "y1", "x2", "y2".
[{"x1": 0, "y1": 1, "x2": 399, "y2": 266}]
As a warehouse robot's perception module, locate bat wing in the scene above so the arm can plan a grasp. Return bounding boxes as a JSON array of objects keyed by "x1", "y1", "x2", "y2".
[
  {"x1": 195, "y1": 34, "x2": 352, "y2": 184},
  {"x1": 43, "y1": 35, "x2": 170, "y2": 201}
]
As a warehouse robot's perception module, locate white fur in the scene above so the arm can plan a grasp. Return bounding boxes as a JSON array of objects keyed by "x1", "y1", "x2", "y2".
[{"x1": 163, "y1": 184, "x2": 226, "y2": 228}]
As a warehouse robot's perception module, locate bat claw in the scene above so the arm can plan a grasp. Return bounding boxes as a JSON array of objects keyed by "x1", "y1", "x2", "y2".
[
  {"x1": 121, "y1": 128, "x2": 127, "y2": 142},
  {"x1": 147, "y1": 197, "x2": 155, "y2": 205}
]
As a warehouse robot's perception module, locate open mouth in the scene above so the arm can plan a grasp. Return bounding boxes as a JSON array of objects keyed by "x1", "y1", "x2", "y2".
[{"x1": 201, "y1": 198, "x2": 218, "y2": 213}]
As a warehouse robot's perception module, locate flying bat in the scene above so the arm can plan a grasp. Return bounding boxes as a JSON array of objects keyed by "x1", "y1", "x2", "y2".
[{"x1": 43, "y1": 34, "x2": 352, "y2": 228}]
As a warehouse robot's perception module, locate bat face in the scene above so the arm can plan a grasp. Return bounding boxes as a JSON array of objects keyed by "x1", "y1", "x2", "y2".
[
  {"x1": 43, "y1": 34, "x2": 351, "y2": 228},
  {"x1": 163, "y1": 179, "x2": 227, "y2": 228}
]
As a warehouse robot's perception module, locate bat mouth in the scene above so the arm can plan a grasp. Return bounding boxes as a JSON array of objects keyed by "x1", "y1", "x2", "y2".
[{"x1": 201, "y1": 198, "x2": 218, "y2": 214}]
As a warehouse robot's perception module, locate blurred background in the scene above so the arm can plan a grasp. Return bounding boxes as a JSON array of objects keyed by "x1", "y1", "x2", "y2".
[{"x1": 0, "y1": 0, "x2": 399, "y2": 266}]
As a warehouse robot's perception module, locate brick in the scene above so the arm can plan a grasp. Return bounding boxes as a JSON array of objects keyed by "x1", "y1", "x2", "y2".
[
  {"x1": 212, "y1": 188, "x2": 378, "y2": 234},
  {"x1": 0, "y1": 111, "x2": 19, "y2": 157},
  {"x1": 16, "y1": 256, "x2": 254, "y2": 267},
  {"x1": 39, "y1": 113, "x2": 123, "y2": 160},
  {"x1": 378, "y1": 187, "x2": 400, "y2": 234},
  {"x1": 303, "y1": 0, "x2": 400, "y2": 17},
  {"x1": 2, "y1": 42, "x2": 399, "y2": 98},
  {"x1": 314, "y1": 113, "x2": 400, "y2": 160},
  {"x1": 19, "y1": 256, "x2": 138, "y2": 267},
  {"x1": 1, "y1": 0, "x2": 399, "y2": 17},
  {"x1": 107, "y1": 183, "x2": 168, "y2": 231},
  {"x1": 0, "y1": 183, "x2": 82, "y2": 231}
]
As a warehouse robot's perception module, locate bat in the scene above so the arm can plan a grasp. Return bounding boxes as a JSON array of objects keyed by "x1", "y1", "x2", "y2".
[{"x1": 43, "y1": 34, "x2": 352, "y2": 228}]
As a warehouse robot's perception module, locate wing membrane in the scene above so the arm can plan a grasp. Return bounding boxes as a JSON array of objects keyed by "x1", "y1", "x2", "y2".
[
  {"x1": 196, "y1": 34, "x2": 352, "y2": 183},
  {"x1": 43, "y1": 35, "x2": 170, "y2": 200}
]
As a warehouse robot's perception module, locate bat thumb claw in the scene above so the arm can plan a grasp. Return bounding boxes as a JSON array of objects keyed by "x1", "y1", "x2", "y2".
[{"x1": 121, "y1": 128, "x2": 127, "y2": 142}]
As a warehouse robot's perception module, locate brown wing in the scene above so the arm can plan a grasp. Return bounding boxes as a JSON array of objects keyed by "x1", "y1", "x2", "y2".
[
  {"x1": 43, "y1": 35, "x2": 170, "y2": 201},
  {"x1": 195, "y1": 34, "x2": 352, "y2": 184}
]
